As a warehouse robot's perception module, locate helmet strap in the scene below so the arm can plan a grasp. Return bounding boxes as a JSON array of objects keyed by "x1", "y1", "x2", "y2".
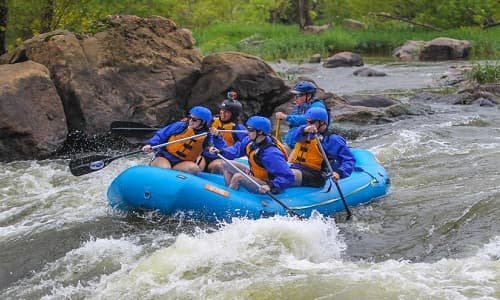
[
  {"x1": 196, "y1": 121, "x2": 208, "y2": 130},
  {"x1": 254, "y1": 134, "x2": 266, "y2": 144}
]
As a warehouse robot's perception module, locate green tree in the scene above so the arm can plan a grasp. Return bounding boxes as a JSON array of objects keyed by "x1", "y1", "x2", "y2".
[
  {"x1": 40, "y1": 0, "x2": 54, "y2": 33},
  {"x1": 0, "y1": 0, "x2": 7, "y2": 54}
]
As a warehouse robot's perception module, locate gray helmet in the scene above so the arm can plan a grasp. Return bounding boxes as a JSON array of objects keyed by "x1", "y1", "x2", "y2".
[{"x1": 219, "y1": 99, "x2": 243, "y2": 118}]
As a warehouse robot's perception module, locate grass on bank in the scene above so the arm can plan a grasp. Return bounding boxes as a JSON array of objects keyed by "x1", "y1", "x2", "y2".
[
  {"x1": 468, "y1": 62, "x2": 500, "y2": 84},
  {"x1": 193, "y1": 23, "x2": 500, "y2": 62}
]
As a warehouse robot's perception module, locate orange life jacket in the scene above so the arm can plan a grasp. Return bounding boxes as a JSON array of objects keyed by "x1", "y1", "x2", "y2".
[
  {"x1": 289, "y1": 137, "x2": 324, "y2": 171},
  {"x1": 246, "y1": 138, "x2": 288, "y2": 181},
  {"x1": 165, "y1": 126, "x2": 206, "y2": 161},
  {"x1": 212, "y1": 117, "x2": 236, "y2": 146},
  {"x1": 271, "y1": 136, "x2": 289, "y2": 161}
]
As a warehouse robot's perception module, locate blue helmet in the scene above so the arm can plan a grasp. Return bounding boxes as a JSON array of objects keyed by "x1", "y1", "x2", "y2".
[
  {"x1": 246, "y1": 116, "x2": 271, "y2": 134},
  {"x1": 292, "y1": 81, "x2": 316, "y2": 94},
  {"x1": 189, "y1": 106, "x2": 213, "y2": 125},
  {"x1": 305, "y1": 107, "x2": 328, "y2": 124}
]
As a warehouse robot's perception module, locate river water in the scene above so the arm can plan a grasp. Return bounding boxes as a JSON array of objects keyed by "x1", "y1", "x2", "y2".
[{"x1": 1, "y1": 61, "x2": 499, "y2": 299}]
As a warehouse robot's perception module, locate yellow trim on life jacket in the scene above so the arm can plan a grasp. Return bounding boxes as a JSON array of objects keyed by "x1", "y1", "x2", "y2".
[
  {"x1": 166, "y1": 127, "x2": 205, "y2": 161},
  {"x1": 212, "y1": 117, "x2": 236, "y2": 146},
  {"x1": 289, "y1": 137, "x2": 324, "y2": 171}
]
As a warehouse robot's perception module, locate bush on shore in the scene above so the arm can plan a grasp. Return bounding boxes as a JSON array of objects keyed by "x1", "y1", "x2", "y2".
[{"x1": 468, "y1": 62, "x2": 500, "y2": 84}]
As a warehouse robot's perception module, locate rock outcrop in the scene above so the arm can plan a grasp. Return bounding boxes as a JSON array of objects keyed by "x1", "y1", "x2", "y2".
[
  {"x1": 3, "y1": 16, "x2": 203, "y2": 135},
  {"x1": 0, "y1": 61, "x2": 67, "y2": 160},
  {"x1": 0, "y1": 15, "x2": 290, "y2": 161},
  {"x1": 189, "y1": 52, "x2": 289, "y2": 118}
]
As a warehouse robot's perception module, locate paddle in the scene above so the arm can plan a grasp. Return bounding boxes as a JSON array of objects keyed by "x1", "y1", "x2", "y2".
[
  {"x1": 110, "y1": 121, "x2": 160, "y2": 136},
  {"x1": 275, "y1": 118, "x2": 281, "y2": 140},
  {"x1": 315, "y1": 136, "x2": 353, "y2": 220},
  {"x1": 110, "y1": 121, "x2": 247, "y2": 136},
  {"x1": 69, "y1": 132, "x2": 208, "y2": 176},
  {"x1": 216, "y1": 153, "x2": 303, "y2": 219}
]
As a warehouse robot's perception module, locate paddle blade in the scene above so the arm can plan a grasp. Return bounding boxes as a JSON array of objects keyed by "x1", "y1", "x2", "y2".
[{"x1": 69, "y1": 155, "x2": 111, "y2": 176}]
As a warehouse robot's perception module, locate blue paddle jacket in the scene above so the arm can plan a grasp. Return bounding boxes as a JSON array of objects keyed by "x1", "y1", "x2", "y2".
[
  {"x1": 219, "y1": 136, "x2": 295, "y2": 193},
  {"x1": 146, "y1": 121, "x2": 225, "y2": 165},
  {"x1": 290, "y1": 125, "x2": 355, "y2": 178},
  {"x1": 283, "y1": 99, "x2": 327, "y2": 149}
]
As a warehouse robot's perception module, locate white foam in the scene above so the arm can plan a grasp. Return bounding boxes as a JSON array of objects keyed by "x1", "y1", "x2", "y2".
[
  {"x1": 2, "y1": 236, "x2": 143, "y2": 299},
  {"x1": 91, "y1": 232, "x2": 500, "y2": 299},
  {"x1": 3, "y1": 228, "x2": 499, "y2": 299},
  {"x1": 93, "y1": 215, "x2": 345, "y2": 298},
  {"x1": 0, "y1": 157, "x2": 148, "y2": 241}
]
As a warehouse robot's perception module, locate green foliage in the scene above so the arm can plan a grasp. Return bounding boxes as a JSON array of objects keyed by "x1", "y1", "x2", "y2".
[
  {"x1": 468, "y1": 62, "x2": 500, "y2": 84},
  {"x1": 315, "y1": 0, "x2": 500, "y2": 30},
  {"x1": 194, "y1": 23, "x2": 500, "y2": 61},
  {"x1": 3, "y1": 0, "x2": 500, "y2": 58}
]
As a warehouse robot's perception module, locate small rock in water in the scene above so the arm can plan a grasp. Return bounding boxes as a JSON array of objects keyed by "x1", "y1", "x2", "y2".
[{"x1": 353, "y1": 67, "x2": 387, "y2": 77}]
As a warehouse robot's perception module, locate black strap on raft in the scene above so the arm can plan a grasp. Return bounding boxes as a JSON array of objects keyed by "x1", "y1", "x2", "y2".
[{"x1": 354, "y1": 166, "x2": 379, "y2": 183}]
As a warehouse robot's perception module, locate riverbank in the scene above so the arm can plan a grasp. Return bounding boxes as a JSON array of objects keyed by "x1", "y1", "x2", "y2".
[{"x1": 193, "y1": 23, "x2": 500, "y2": 61}]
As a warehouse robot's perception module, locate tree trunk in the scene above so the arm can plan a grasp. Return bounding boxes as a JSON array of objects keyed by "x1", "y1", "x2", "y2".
[
  {"x1": 483, "y1": 21, "x2": 500, "y2": 29},
  {"x1": 0, "y1": 0, "x2": 7, "y2": 55},
  {"x1": 40, "y1": 0, "x2": 54, "y2": 33},
  {"x1": 303, "y1": 0, "x2": 312, "y2": 26},
  {"x1": 297, "y1": 0, "x2": 312, "y2": 29}
]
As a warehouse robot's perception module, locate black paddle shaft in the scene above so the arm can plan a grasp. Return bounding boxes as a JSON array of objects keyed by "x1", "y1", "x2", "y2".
[
  {"x1": 110, "y1": 121, "x2": 247, "y2": 137},
  {"x1": 110, "y1": 121, "x2": 160, "y2": 137},
  {"x1": 69, "y1": 132, "x2": 208, "y2": 176},
  {"x1": 216, "y1": 153, "x2": 303, "y2": 218},
  {"x1": 315, "y1": 136, "x2": 353, "y2": 220},
  {"x1": 69, "y1": 150, "x2": 142, "y2": 176}
]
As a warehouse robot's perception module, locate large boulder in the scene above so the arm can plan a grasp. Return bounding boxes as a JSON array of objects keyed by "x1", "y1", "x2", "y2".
[
  {"x1": 0, "y1": 61, "x2": 67, "y2": 161},
  {"x1": 392, "y1": 40, "x2": 426, "y2": 61},
  {"x1": 189, "y1": 52, "x2": 289, "y2": 118},
  {"x1": 343, "y1": 95, "x2": 399, "y2": 107},
  {"x1": 332, "y1": 96, "x2": 433, "y2": 124},
  {"x1": 4, "y1": 15, "x2": 203, "y2": 135},
  {"x1": 419, "y1": 38, "x2": 471, "y2": 61},
  {"x1": 394, "y1": 38, "x2": 471, "y2": 61},
  {"x1": 273, "y1": 82, "x2": 432, "y2": 126},
  {"x1": 323, "y1": 52, "x2": 364, "y2": 68}
]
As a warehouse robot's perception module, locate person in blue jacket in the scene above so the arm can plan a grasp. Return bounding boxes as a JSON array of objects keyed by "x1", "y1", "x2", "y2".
[
  {"x1": 289, "y1": 107, "x2": 355, "y2": 187},
  {"x1": 275, "y1": 81, "x2": 328, "y2": 151},
  {"x1": 205, "y1": 98, "x2": 247, "y2": 173},
  {"x1": 141, "y1": 106, "x2": 225, "y2": 175},
  {"x1": 209, "y1": 116, "x2": 294, "y2": 194}
]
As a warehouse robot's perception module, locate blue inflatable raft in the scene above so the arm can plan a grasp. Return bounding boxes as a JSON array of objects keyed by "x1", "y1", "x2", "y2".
[{"x1": 107, "y1": 148, "x2": 390, "y2": 221}]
